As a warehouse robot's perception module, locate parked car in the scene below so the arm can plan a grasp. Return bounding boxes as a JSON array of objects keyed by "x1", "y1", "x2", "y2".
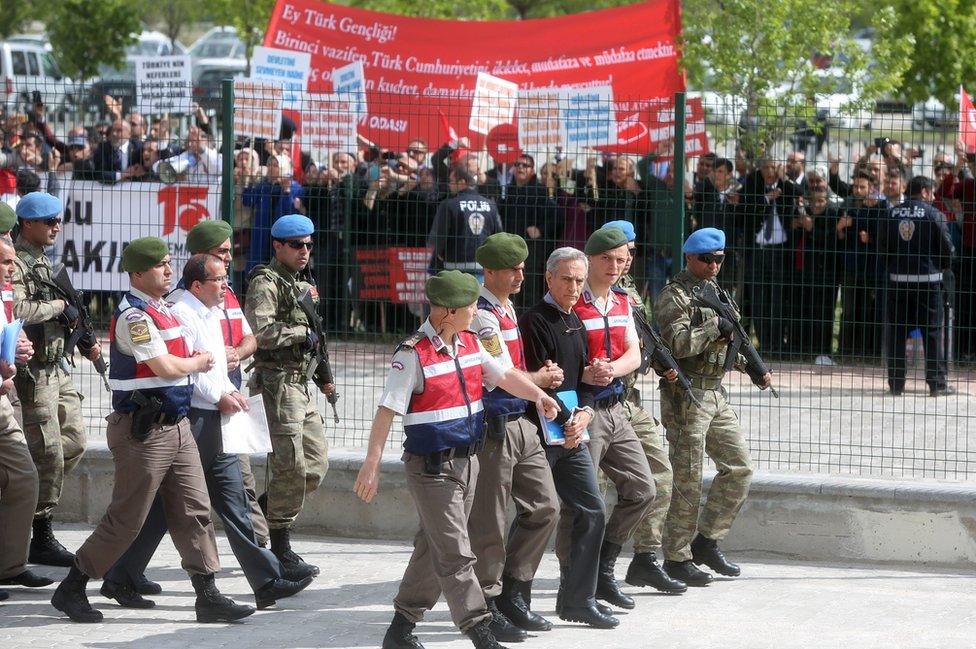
[
  {"x1": 189, "y1": 27, "x2": 246, "y2": 76},
  {"x1": 913, "y1": 97, "x2": 956, "y2": 130},
  {"x1": 0, "y1": 37, "x2": 76, "y2": 113},
  {"x1": 773, "y1": 68, "x2": 873, "y2": 131},
  {"x1": 87, "y1": 30, "x2": 188, "y2": 116}
]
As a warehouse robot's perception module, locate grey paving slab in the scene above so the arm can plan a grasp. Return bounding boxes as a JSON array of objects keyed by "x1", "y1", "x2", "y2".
[{"x1": 1, "y1": 526, "x2": 974, "y2": 649}]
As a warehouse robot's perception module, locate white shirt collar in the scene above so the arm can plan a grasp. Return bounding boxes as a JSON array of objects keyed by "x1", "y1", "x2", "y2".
[
  {"x1": 581, "y1": 281, "x2": 618, "y2": 307},
  {"x1": 129, "y1": 286, "x2": 168, "y2": 311},
  {"x1": 479, "y1": 285, "x2": 514, "y2": 319},
  {"x1": 419, "y1": 318, "x2": 466, "y2": 355}
]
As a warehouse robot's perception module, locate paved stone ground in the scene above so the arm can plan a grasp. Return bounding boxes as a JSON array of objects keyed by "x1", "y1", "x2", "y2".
[{"x1": 1, "y1": 526, "x2": 974, "y2": 649}]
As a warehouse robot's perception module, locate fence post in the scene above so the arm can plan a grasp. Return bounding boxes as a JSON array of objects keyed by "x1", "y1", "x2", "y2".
[
  {"x1": 671, "y1": 91, "x2": 687, "y2": 271},
  {"x1": 220, "y1": 79, "x2": 235, "y2": 227}
]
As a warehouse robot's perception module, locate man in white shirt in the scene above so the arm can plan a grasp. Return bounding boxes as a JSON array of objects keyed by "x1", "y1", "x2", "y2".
[{"x1": 101, "y1": 254, "x2": 315, "y2": 612}]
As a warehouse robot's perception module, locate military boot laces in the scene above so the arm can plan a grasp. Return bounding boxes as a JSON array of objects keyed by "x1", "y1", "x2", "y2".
[
  {"x1": 51, "y1": 565, "x2": 103, "y2": 623},
  {"x1": 595, "y1": 541, "x2": 635, "y2": 609},
  {"x1": 270, "y1": 527, "x2": 320, "y2": 576},
  {"x1": 190, "y1": 573, "x2": 255, "y2": 623},
  {"x1": 382, "y1": 612, "x2": 425, "y2": 649},
  {"x1": 663, "y1": 559, "x2": 713, "y2": 587},
  {"x1": 29, "y1": 516, "x2": 75, "y2": 567},
  {"x1": 497, "y1": 578, "x2": 551, "y2": 632},
  {"x1": 690, "y1": 534, "x2": 741, "y2": 577},
  {"x1": 487, "y1": 597, "x2": 527, "y2": 642},
  {"x1": 625, "y1": 552, "x2": 688, "y2": 593},
  {"x1": 466, "y1": 619, "x2": 504, "y2": 649}
]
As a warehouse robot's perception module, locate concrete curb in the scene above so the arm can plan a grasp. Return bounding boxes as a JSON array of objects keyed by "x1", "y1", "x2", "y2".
[{"x1": 61, "y1": 443, "x2": 976, "y2": 567}]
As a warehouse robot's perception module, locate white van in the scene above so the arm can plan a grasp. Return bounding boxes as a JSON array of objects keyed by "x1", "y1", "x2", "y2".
[{"x1": 0, "y1": 38, "x2": 76, "y2": 112}]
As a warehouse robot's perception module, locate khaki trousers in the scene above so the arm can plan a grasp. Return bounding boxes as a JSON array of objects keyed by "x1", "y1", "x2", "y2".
[
  {"x1": 393, "y1": 453, "x2": 490, "y2": 632},
  {"x1": 469, "y1": 417, "x2": 558, "y2": 597},
  {"x1": 75, "y1": 412, "x2": 220, "y2": 579},
  {"x1": 0, "y1": 396, "x2": 37, "y2": 579}
]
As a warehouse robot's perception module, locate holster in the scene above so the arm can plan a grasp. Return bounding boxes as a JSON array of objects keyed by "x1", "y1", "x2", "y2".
[
  {"x1": 129, "y1": 390, "x2": 163, "y2": 442},
  {"x1": 423, "y1": 455, "x2": 443, "y2": 476},
  {"x1": 486, "y1": 414, "x2": 507, "y2": 441}
]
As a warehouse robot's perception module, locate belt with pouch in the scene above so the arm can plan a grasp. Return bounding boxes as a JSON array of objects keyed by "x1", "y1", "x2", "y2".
[
  {"x1": 687, "y1": 375, "x2": 723, "y2": 390},
  {"x1": 421, "y1": 438, "x2": 485, "y2": 474},
  {"x1": 593, "y1": 392, "x2": 624, "y2": 409}
]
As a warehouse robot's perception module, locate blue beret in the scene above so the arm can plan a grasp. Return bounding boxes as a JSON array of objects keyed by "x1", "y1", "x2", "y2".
[
  {"x1": 601, "y1": 220, "x2": 636, "y2": 242},
  {"x1": 683, "y1": 227, "x2": 726, "y2": 254},
  {"x1": 271, "y1": 214, "x2": 314, "y2": 239},
  {"x1": 15, "y1": 192, "x2": 61, "y2": 220}
]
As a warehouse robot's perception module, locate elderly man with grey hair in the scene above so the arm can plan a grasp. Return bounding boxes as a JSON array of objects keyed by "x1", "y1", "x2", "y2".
[{"x1": 517, "y1": 247, "x2": 619, "y2": 630}]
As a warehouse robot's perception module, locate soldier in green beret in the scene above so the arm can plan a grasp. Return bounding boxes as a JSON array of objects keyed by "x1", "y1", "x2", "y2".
[{"x1": 354, "y1": 270, "x2": 560, "y2": 649}]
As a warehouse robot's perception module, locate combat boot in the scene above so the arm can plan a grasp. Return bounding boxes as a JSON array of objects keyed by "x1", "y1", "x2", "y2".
[
  {"x1": 465, "y1": 618, "x2": 503, "y2": 649},
  {"x1": 29, "y1": 516, "x2": 75, "y2": 567},
  {"x1": 270, "y1": 527, "x2": 320, "y2": 576},
  {"x1": 690, "y1": 534, "x2": 741, "y2": 577},
  {"x1": 663, "y1": 559, "x2": 713, "y2": 587},
  {"x1": 132, "y1": 573, "x2": 162, "y2": 595},
  {"x1": 486, "y1": 597, "x2": 526, "y2": 642},
  {"x1": 51, "y1": 564, "x2": 103, "y2": 623},
  {"x1": 557, "y1": 564, "x2": 613, "y2": 616},
  {"x1": 559, "y1": 601, "x2": 619, "y2": 629},
  {"x1": 382, "y1": 612, "x2": 425, "y2": 649},
  {"x1": 497, "y1": 577, "x2": 551, "y2": 632},
  {"x1": 625, "y1": 551, "x2": 687, "y2": 593},
  {"x1": 99, "y1": 579, "x2": 155, "y2": 608},
  {"x1": 595, "y1": 541, "x2": 634, "y2": 609},
  {"x1": 190, "y1": 573, "x2": 255, "y2": 623},
  {"x1": 254, "y1": 575, "x2": 315, "y2": 610}
]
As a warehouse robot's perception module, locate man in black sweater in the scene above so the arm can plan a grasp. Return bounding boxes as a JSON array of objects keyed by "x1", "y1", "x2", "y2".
[{"x1": 519, "y1": 246, "x2": 618, "y2": 630}]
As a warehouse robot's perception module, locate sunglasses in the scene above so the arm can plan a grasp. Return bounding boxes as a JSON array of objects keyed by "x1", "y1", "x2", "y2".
[
  {"x1": 698, "y1": 253, "x2": 725, "y2": 264},
  {"x1": 284, "y1": 240, "x2": 313, "y2": 250},
  {"x1": 45, "y1": 217, "x2": 62, "y2": 227}
]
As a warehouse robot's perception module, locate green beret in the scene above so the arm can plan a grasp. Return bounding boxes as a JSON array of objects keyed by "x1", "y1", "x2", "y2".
[
  {"x1": 584, "y1": 226, "x2": 629, "y2": 255},
  {"x1": 425, "y1": 270, "x2": 480, "y2": 308},
  {"x1": 475, "y1": 232, "x2": 528, "y2": 270},
  {"x1": 0, "y1": 203, "x2": 15, "y2": 234},
  {"x1": 186, "y1": 219, "x2": 233, "y2": 254},
  {"x1": 122, "y1": 237, "x2": 170, "y2": 273}
]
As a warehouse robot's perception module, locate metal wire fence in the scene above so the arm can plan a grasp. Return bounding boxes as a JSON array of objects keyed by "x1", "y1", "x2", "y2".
[{"x1": 10, "y1": 80, "x2": 973, "y2": 480}]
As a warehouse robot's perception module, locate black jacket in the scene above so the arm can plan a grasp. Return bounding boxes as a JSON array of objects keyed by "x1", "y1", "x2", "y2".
[{"x1": 879, "y1": 199, "x2": 955, "y2": 281}]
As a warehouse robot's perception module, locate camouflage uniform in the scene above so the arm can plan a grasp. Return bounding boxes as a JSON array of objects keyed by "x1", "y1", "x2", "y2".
[
  {"x1": 11, "y1": 239, "x2": 86, "y2": 520},
  {"x1": 653, "y1": 269, "x2": 753, "y2": 562},
  {"x1": 245, "y1": 259, "x2": 329, "y2": 530}
]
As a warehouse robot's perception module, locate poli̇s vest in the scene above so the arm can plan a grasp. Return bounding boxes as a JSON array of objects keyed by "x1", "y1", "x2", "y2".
[
  {"x1": 476, "y1": 295, "x2": 525, "y2": 418},
  {"x1": 109, "y1": 293, "x2": 193, "y2": 416},
  {"x1": 573, "y1": 286, "x2": 631, "y2": 401},
  {"x1": 402, "y1": 331, "x2": 485, "y2": 455}
]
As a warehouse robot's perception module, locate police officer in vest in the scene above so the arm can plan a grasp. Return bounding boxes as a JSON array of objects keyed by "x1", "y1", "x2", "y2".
[
  {"x1": 878, "y1": 176, "x2": 956, "y2": 396},
  {"x1": 245, "y1": 214, "x2": 333, "y2": 576},
  {"x1": 593, "y1": 221, "x2": 687, "y2": 595},
  {"x1": 353, "y1": 270, "x2": 559, "y2": 649},
  {"x1": 50, "y1": 237, "x2": 254, "y2": 624},
  {"x1": 654, "y1": 228, "x2": 765, "y2": 586},
  {"x1": 559, "y1": 226, "x2": 657, "y2": 610},
  {"x1": 468, "y1": 233, "x2": 561, "y2": 640},
  {"x1": 12, "y1": 192, "x2": 98, "y2": 567}
]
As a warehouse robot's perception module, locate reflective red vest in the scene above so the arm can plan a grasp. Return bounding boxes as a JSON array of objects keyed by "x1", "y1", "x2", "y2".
[
  {"x1": 572, "y1": 286, "x2": 632, "y2": 401},
  {"x1": 476, "y1": 295, "x2": 524, "y2": 418},
  {"x1": 219, "y1": 288, "x2": 247, "y2": 389},
  {"x1": 1, "y1": 282, "x2": 12, "y2": 323},
  {"x1": 402, "y1": 331, "x2": 484, "y2": 454}
]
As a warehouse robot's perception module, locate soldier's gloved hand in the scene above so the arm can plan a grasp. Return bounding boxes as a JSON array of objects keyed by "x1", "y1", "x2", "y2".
[
  {"x1": 716, "y1": 316, "x2": 736, "y2": 340},
  {"x1": 304, "y1": 329, "x2": 320, "y2": 351},
  {"x1": 61, "y1": 304, "x2": 80, "y2": 326}
]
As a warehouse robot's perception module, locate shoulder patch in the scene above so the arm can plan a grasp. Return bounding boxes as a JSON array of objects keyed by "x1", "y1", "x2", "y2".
[
  {"x1": 124, "y1": 311, "x2": 144, "y2": 322},
  {"x1": 480, "y1": 333, "x2": 503, "y2": 357},
  {"x1": 391, "y1": 360, "x2": 404, "y2": 371},
  {"x1": 128, "y1": 320, "x2": 152, "y2": 344},
  {"x1": 477, "y1": 326, "x2": 494, "y2": 338}
]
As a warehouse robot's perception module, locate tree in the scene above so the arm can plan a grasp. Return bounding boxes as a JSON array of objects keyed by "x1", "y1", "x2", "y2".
[
  {"x1": 347, "y1": 0, "x2": 509, "y2": 20},
  {"x1": 0, "y1": 0, "x2": 45, "y2": 39},
  {"x1": 212, "y1": 0, "x2": 277, "y2": 75},
  {"x1": 138, "y1": 0, "x2": 203, "y2": 51},
  {"x1": 46, "y1": 0, "x2": 139, "y2": 81}
]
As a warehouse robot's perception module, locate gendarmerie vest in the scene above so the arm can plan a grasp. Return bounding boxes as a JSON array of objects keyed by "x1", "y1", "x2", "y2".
[
  {"x1": 573, "y1": 286, "x2": 631, "y2": 402},
  {"x1": 477, "y1": 295, "x2": 525, "y2": 419}
]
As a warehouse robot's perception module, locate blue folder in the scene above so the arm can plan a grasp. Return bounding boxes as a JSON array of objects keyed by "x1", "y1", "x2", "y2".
[
  {"x1": 1, "y1": 319, "x2": 22, "y2": 365},
  {"x1": 538, "y1": 389, "x2": 589, "y2": 446}
]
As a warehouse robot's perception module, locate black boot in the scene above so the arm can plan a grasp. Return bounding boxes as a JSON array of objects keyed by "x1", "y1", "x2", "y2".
[
  {"x1": 382, "y1": 612, "x2": 425, "y2": 649},
  {"x1": 51, "y1": 564, "x2": 102, "y2": 623},
  {"x1": 557, "y1": 565, "x2": 613, "y2": 616},
  {"x1": 270, "y1": 527, "x2": 320, "y2": 576},
  {"x1": 487, "y1": 597, "x2": 526, "y2": 642},
  {"x1": 254, "y1": 575, "x2": 314, "y2": 610},
  {"x1": 559, "y1": 601, "x2": 619, "y2": 629},
  {"x1": 279, "y1": 558, "x2": 318, "y2": 583},
  {"x1": 497, "y1": 577, "x2": 551, "y2": 632},
  {"x1": 466, "y1": 618, "x2": 503, "y2": 649},
  {"x1": 190, "y1": 573, "x2": 255, "y2": 623},
  {"x1": 0, "y1": 568, "x2": 54, "y2": 588},
  {"x1": 690, "y1": 534, "x2": 741, "y2": 577},
  {"x1": 595, "y1": 541, "x2": 634, "y2": 609},
  {"x1": 29, "y1": 516, "x2": 75, "y2": 567},
  {"x1": 100, "y1": 579, "x2": 155, "y2": 609},
  {"x1": 625, "y1": 552, "x2": 687, "y2": 593},
  {"x1": 132, "y1": 573, "x2": 162, "y2": 595},
  {"x1": 663, "y1": 560, "x2": 713, "y2": 587}
]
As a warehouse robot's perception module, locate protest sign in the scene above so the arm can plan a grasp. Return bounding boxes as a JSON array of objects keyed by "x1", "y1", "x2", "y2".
[
  {"x1": 469, "y1": 72, "x2": 518, "y2": 135},
  {"x1": 333, "y1": 60, "x2": 368, "y2": 119},
  {"x1": 645, "y1": 96, "x2": 710, "y2": 160},
  {"x1": 355, "y1": 247, "x2": 430, "y2": 303},
  {"x1": 517, "y1": 88, "x2": 564, "y2": 153},
  {"x1": 301, "y1": 92, "x2": 360, "y2": 162},
  {"x1": 251, "y1": 46, "x2": 311, "y2": 109},
  {"x1": 560, "y1": 85, "x2": 616, "y2": 149},
  {"x1": 233, "y1": 80, "x2": 283, "y2": 140},
  {"x1": 133, "y1": 55, "x2": 192, "y2": 114}
]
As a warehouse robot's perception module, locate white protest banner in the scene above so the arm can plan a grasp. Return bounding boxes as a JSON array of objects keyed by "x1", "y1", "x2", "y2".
[
  {"x1": 517, "y1": 87, "x2": 565, "y2": 152},
  {"x1": 133, "y1": 55, "x2": 193, "y2": 115},
  {"x1": 301, "y1": 93, "x2": 359, "y2": 163},
  {"x1": 332, "y1": 60, "x2": 368, "y2": 120},
  {"x1": 469, "y1": 72, "x2": 518, "y2": 135},
  {"x1": 250, "y1": 46, "x2": 311, "y2": 110},
  {"x1": 560, "y1": 85, "x2": 616, "y2": 149},
  {"x1": 54, "y1": 179, "x2": 222, "y2": 291},
  {"x1": 233, "y1": 80, "x2": 283, "y2": 140}
]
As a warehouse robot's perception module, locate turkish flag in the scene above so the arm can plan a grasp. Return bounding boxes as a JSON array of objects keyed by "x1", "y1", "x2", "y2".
[{"x1": 960, "y1": 86, "x2": 976, "y2": 152}]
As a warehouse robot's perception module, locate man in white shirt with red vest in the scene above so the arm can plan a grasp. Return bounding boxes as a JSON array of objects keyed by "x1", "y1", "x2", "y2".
[
  {"x1": 560, "y1": 226, "x2": 656, "y2": 611},
  {"x1": 468, "y1": 233, "x2": 561, "y2": 640},
  {"x1": 354, "y1": 270, "x2": 559, "y2": 649}
]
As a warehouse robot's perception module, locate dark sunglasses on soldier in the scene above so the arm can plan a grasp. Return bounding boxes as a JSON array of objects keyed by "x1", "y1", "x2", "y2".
[
  {"x1": 698, "y1": 253, "x2": 725, "y2": 264},
  {"x1": 45, "y1": 217, "x2": 62, "y2": 227},
  {"x1": 285, "y1": 240, "x2": 313, "y2": 250}
]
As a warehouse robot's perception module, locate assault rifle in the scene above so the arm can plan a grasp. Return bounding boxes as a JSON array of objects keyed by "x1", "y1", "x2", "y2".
[
  {"x1": 691, "y1": 282, "x2": 778, "y2": 398},
  {"x1": 297, "y1": 288, "x2": 339, "y2": 422},
  {"x1": 47, "y1": 265, "x2": 110, "y2": 391},
  {"x1": 632, "y1": 304, "x2": 701, "y2": 407}
]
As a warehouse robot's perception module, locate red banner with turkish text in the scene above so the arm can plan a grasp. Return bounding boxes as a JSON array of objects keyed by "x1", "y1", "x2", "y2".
[
  {"x1": 355, "y1": 247, "x2": 431, "y2": 303},
  {"x1": 265, "y1": 0, "x2": 685, "y2": 155}
]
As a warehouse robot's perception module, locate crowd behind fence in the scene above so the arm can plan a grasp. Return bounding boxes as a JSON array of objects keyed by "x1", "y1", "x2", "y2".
[{"x1": 2, "y1": 83, "x2": 972, "y2": 480}]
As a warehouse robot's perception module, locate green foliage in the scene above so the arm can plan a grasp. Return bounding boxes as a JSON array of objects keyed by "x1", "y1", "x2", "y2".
[
  {"x1": 211, "y1": 0, "x2": 277, "y2": 72},
  {"x1": 45, "y1": 0, "x2": 139, "y2": 81},
  {"x1": 138, "y1": 0, "x2": 203, "y2": 50},
  {"x1": 0, "y1": 0, "x2": 43, "y2": 39}
]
